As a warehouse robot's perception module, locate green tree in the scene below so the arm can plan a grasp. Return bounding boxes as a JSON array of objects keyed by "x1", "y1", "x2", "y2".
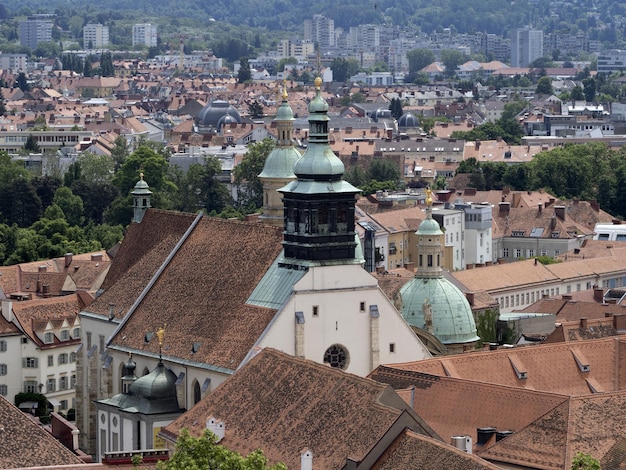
[
  {"x1": 24, "y1": 134, "x2": 40, "y2": 153},
  {"x1": 111, "y1": 136, "x2": 130, "y2": 169},
  {"x1": 275, "y1": 57, "x2": 298, "y2": 74},
  {"x1": 234, "y1": 139, "x2": 274, "y2": 211},
  {"x1": 330, "y1": 57, "x2": 360, "y2": 82},
  {"x1": 583, "y1": 77, "x2": 596, "y2": 102},
  {"x1": 52, "y1": 187, "x2": 84, "y2": 227},
  {"x1": 571, "y1": 452, "x2": 600, "y2": 470},
  {"x1": 157, "y1": 428, "x2": 286, "y2": 470},
  {"x1": 440, "y1": 49, "x2": 466, "y2": 78},
  {"x1": 16, "y1": 72, "x2": 29, "y2": 92},
  {"x1": 0, "y1": 87, "x2": 6, "y2": 116},
  {"x1": 83, "y1": 56, "x2": 93, "y2": 78},
  {"x1": 367, "y1": 159, "x2": 401, "y2": 184},
  {"x1": 570, "y1": 85, "x2": 584, "y2": 101},
  {"x1": 99, "y1": 52, "x2": 114, "y2": 77},
  {"x1": 344, "y1": 165, "x2": 367, "y2": 188},
  {"x1": 172, "y1": 156, "x2": 232, "y2": 214},
  {"x1": 406, "y1": 48, "x2": 435, "y2": 80},
  {"x1": 238, "y1": 57, "x2": 252, "y2": 83},
  {"x1": 535, "y1": 76, "x2": 554, "y2": 95},
  {"x1": 248, "y1": 100, "x2": 264, "y2": 119},
  {"x1": 389, "y1": 97, "x2": 403, "y2": 120}
]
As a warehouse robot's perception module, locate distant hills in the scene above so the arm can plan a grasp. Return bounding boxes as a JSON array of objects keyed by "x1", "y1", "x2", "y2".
[{"x1": 12, "y1": 0, "x2": 626, "y2": 48}]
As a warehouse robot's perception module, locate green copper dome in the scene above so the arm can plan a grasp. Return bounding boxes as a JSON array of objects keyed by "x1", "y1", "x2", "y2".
[
  {"x1": 308, "y1": 76, "x2": 329, "y2": 114},
  {"x1": 259, "y1": 147, "x2": 301, "y2": 179},
  {"x1": 417, "y1": 217, "x2": 443, "y2": 236},
  {"x1": 131, "y1": 173, "x2": 152, "y2": 196},
  {"x1": 276, "y1": 88, "x2": 295, "y2": 121},
  {"x1": 399, "y1": 277, "x2": 479, "y2": 345}
]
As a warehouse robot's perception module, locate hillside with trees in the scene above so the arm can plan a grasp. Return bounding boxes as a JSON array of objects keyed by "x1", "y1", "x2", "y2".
[{"x1": 6, "y1": 0, "x2": 626, "y2": 52}]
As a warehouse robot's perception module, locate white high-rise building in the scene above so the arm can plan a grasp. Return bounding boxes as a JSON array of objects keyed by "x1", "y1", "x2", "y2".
[
  {"x1": 83, "y1": 24, "x2": 109, "y2": 49},
  {"x1": 19, "y1": 19, "x2": 53, "y2": 49},
  {"x1": 511, "y1": 27, "x2": 543, "y2": 67},
  {"x1": 303, "y1": 15, "x2": 334, "y2": 48},
  {"x1": 132, "y1": 23, "x2": 157, "y2": 47}
]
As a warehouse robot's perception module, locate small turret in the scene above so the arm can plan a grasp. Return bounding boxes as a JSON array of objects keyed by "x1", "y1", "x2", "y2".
[{"x1": 131, "y1": 173, "x2": 152, "y2": 223}]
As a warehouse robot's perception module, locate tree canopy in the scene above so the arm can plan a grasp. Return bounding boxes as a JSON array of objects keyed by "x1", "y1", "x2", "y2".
[{"x1": 156, "y1": 428, "x2": 286, "y2": 470}]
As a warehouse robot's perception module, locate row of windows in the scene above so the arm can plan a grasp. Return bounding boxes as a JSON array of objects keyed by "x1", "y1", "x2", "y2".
[
  {"x1": 43, "y1": 327, "x2": 80, "y2": 345},
  {"x1": 502, "y1": 248, "x2": 559, "y2": 258},
  {"x1": 497, "y1": 287, "x2": 561, "y2": 309},
  {"x1": 47, "y1": 353, "x2": 76, "y2": 366},
  {"x1": 37, "y1": 375, "x2": 77, "y2": 394}
]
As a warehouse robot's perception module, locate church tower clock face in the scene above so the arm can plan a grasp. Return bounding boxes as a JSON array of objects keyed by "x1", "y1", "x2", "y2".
[{"x1": 323, "y1": 344, "x2": 349, "y2": 370}]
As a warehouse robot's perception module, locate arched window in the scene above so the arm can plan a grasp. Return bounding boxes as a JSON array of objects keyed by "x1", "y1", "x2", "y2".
[{"x1": 193, "y1": 380, "x2": 201, "y2": 405}]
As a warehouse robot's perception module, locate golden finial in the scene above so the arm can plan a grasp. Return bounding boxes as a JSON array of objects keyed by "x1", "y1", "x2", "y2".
[
  {"x1": 282, "y1": 78, "x2": 288, "y2": 99},
  {"x1": 156, "y1": 324, "x2": 167, "y2": 346},
  {"x1": 425, "y1": 187, "x2": 432, "y2": 206},
  {"x1": 314, "y1": 76, "x2": 322, "y2": 89},
  {"x1": 139, "y1": 172, "x2": 144, "y2": 180}
]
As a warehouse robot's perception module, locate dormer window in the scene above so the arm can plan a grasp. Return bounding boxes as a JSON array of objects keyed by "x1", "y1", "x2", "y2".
[
  {"x1": 44, "y1": 332, "x2": 54, "y2": 344},
  {"x1": 60, "y1": 330, "x2": 70, "y2": 341},
  {"x1": 551, "y1": 231, "x2": 560, "y2": 238},
  {"x1": 512, "y1": 230, "x2": 525, "y2": 237}
]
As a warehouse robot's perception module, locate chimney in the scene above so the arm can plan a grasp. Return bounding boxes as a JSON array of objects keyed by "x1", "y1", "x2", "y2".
[
  {"x1": 451, "y1": 435, "x2": 473, "y2": 454},
  {"x1": 64, "y1": 252, "x2": 73, "y2": 268},
  {"x1": 466, "y1": 292, "x2": 475, "y2": 306},
  {"x1": 613, "y1": 313, "x2": 626, "y2": 332},
  {"x1": 550, "y1": 216, "x2": 557, "y2": 230},
  {"x1": 301, "y1": 449, "x2": 313, "y2": 470},
  {"x1": 512, "y1": 192, "x2": 520, "y2": 208},
  {"x1": 554, "y1": 205, "x2": 565, "y2": 220},
  {"x1": 538, "y1": 203, "x2": 542, "y2": 213},
  {"x1": 590, "y1": 200, "x2": 599, "y2": 212},
  {"x1": 546, "y1": 198, "x2": 555, "y2": 207},
  {"x1": 91, "y1": 253, "x2": 103, "y2": 261},
  {"x1": 206, "y1": 417, "x2": 225, "y2": 442},
  {"x1": 580, "y1": 317, "x2": 588, "y2": 329},
  {"x1": 476, "y1": 427, "x2": 497, "y2": 446},
  {"x1": 498, "y1": 202, "x2": 510, "y2": 215},
  {"x1": 593, "y1": 287, "x2": 604, "y2": 302},
  {"x1": 475, "y1": 139, "x2": 481, "y2": 150},
  {"x1": 38, "y1": 265, "x2": 47, "y2": 273}
]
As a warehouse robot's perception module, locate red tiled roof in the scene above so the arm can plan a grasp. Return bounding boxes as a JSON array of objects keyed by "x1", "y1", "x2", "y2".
[
  {"x1": 371, "y1": 429, "x2": 501, "y2": 470},
  {"x1": 161, "y1": 348, "x2": 437, "y2": 469},
  {"x1": 0, "y1": 396, "x2": 84, "y2": 468},
  {"x1": 384, "y1": 338, "x2": 624, "y2": 396},
  {"x1": 108, "y1": 215, "x2": 284, "y2": 369}
]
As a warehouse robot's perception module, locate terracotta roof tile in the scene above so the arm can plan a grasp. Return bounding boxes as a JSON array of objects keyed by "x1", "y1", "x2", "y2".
[
  {"x1": 109, "y1": 216, "x2": 284, "y2": 369},
  {"x1": 371, "y1": 430, "x2": 501, "y2": 470},
  {"x1": 162, "y1": 349, "x2": 436, "y2": 469},
  {"x1": 480, "y1": 393, "x2": 626, "y2": 469},
  {"x1": 0, "y1": 395, "x2": 84, "y2": 468},
  {"x1": 11, "y1": 295, "x2": 83, "y2": 347},
  {"x1": 384, "y1": 338, "x2": 623, "y2": 396},
  {"x1": 369, "y1": 366, "x2": 568, "y2": 448},
  {"x1": 86, "y1": 210, "x2": 198, "y2": 320}
]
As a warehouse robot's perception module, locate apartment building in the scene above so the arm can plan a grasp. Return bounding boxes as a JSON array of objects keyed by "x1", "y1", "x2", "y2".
[
  {"x1": 83, "y1": 24, "x2": 110, "y2": 49},
  {"x1": 132, "y1": 23, "x2": 157, "y2": 47},
  {"x1": 19, "y1": 18, "x2": 53, "y2": 49}
]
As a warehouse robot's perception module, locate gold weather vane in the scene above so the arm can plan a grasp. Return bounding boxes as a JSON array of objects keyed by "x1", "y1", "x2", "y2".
[
  {"x1": 425, "y1": 187, "x2": 433, "y2": 206},
  {"x1": 156, "y1": 323, "x2": 167, "y2": 361}
]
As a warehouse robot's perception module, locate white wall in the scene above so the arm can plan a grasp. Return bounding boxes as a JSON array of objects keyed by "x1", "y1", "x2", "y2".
[{"x1": 255, "y1": 264, "x2": 431, "y2": 377}]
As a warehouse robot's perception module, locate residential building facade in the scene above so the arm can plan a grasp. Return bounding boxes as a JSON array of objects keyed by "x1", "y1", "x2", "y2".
[
  {"x1": 511, "y1": 27, "x2": 543, "y2": 68},
  {"x1": 132, "y1": 24, "x2": 157, "y2": 47},
  {"x1": 19, "y1": 18, "x2": 53, "y2": 49},
  {"x1": 83, "y1": 24, "x2": 110, "y2": 49}
]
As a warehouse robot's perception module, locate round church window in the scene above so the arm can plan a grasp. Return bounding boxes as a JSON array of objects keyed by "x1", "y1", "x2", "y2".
[{"x1": 323, "y1": 344, "x2": 349, "y2": 370}]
